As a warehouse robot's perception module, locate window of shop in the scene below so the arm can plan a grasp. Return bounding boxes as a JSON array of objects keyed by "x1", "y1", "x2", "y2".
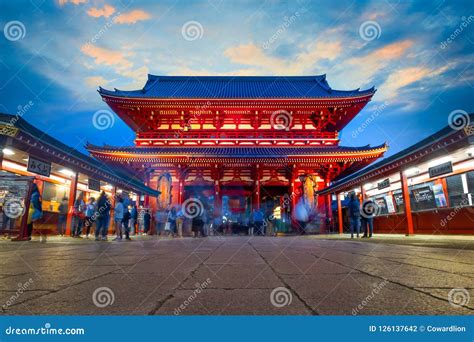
[
  {"x1": 447, "y1": 171, "x2": 474, "y2": 207},
  {"x1": 393, "y1": 190, "x2": 405, "y2": 213},
  {"x1": 42, "y1": 182, "x2": 69, "y2": 212},
  {"x1": 409, "y1": 182, "x2": 437, "y2": 212}
]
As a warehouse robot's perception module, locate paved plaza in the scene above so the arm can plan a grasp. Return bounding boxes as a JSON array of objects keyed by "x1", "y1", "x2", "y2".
[{"x1": 0, "y1": 235, "x2": 473, "y2": 315}]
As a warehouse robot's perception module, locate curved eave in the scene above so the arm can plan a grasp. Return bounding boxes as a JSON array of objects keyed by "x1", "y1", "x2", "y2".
[
  {"x1": 86, "y1": 144, "x2": 388, "y2": 160},
  {"x1": 98, "y1": 87, "x2": 376, "y2": 101}
]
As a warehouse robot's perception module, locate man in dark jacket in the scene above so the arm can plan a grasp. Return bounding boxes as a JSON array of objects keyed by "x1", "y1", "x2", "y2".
[{"x1": 348, "y1": 193, "x2": 361, "y2": 239}]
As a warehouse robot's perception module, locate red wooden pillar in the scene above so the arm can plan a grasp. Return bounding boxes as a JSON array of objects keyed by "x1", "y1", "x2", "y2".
[
  {"x1": 400, "y1": 171, "x2": 414, "y2": 235},
  {"x1": 144, "y1": 173, "x2": 150, "y2": 207},
  {"x1": 65, "y1": 172, "x2": 78, "y2": 236},
  {"x1": 337, "y1": 192, "x2": 343, "y2": 234},
  {"x1": 253, "y1": 165, "x2": 261, "y2": 210}
]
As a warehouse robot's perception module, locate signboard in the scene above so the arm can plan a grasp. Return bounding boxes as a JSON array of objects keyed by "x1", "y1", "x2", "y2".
[
  {"x1": 412, "y1": 186, "x2": 434, "y2": 203},
  {"x1": 428, "y1": 161, "x2": 453, "y2": 178},
  {"x1": 88, "y1": 178, "x2": 101, "y2": 191},
  {"x1": 0, "y1": 123, "x2": 19, "y2": 137},
  {"x1": 377, "y1": 178, "x2": 390, "y2": 190},
  {"x1": 27, "y1": 156, "x2": 51, "y2": 177}
]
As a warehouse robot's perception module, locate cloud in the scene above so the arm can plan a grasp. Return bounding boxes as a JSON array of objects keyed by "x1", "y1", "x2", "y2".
[
  {"x1": 85, "y1": 76, "x2": 110, "y2": 87},
  {"x1": 58, "y1": 0, "x2": 87, "y2": 5},
  {"x1": 377, "y1": 65, "x2": 450, "y2": 102},
  {"x1": 224, "y1": 39, "x2": 342, "y2": 75},
  {"x1": 81, "y1": 44, "x2": 133, "y2": 70},
  {"x1": 115, "y1": 10, "x2": 151, "y2": 24},
  {"x1": 87, "y1": 4, "x2": 116, "y2": 18}
]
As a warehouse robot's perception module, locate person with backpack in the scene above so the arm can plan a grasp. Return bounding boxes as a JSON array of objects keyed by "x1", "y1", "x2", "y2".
[{"x1": 95, "y1": 191, "x2": 110, "y2": 241}]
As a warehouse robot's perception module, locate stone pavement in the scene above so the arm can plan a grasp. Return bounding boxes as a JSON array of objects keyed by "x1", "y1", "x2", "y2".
[{"x1": 0, "y1": 235, "x2": 473, "y2": 315}]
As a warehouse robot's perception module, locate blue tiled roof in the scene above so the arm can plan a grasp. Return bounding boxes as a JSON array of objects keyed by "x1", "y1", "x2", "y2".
[
  {"x1": 87, "y1": 144, "x2": 387, "y2": 158},
  {"x1": 99, "y1": 75, "x2": 376, "y2": 99}
]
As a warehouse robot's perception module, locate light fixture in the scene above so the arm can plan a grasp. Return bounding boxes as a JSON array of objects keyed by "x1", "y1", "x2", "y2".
[
  {"x1": 404, "y1": 167, "x2": 420, "y2": 176},
  {"x1": 466, "y1": 147, "x2": 474, "y2": 157},
  {"x1": 104, "y1": 184, "x2": 113, "y2": 191},
  {"x1": 427, "y1": 156, "x2": 452, "y2": 168},
  {"x1": 59, "y1": 168, "x2": 75, "y2": 177},
  {"x1": 2, "y1": 148, "x2": 15, "y2": 155}
]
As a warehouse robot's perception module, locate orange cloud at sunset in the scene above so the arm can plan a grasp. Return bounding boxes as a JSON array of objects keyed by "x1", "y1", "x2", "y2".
[
  {"x1": 115, "y1": 10, "x2": 151, "y2": 24},
  {"x1": 87, "y1": 4, "x2": 116, "y2": 18},
  {"x1": 81, "y1": 44, "x2": 133, "y2": 70}
]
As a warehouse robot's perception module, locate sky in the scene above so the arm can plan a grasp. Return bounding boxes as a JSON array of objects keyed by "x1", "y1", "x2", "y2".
[{"x1": 0, "y1": 0, "x2": 473, "y2": 158}]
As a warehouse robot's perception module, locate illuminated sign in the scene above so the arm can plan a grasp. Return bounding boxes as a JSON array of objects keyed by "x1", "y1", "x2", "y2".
[{"x1": 88, "y1": 178, "x2": 101, "y2": 191}]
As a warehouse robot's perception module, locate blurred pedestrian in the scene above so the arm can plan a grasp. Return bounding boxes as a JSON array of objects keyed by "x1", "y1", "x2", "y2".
[
  {"x1": 176, "y1": 206, "x2": 184, "y2": 238},
  {"x1": 95, "y1": 191, "x2": 110, "y2": 241},
  {"x1": 84, "y1": 197, "x2": 96, "y2": 238},
  {"x1": 361, "y1": 199, "x2": 375, "y2": 238},
  {"x1": 167, "y1": 207, "x2": 177, "y2": 237},
  {"x1": 348, "y1": 193, "x2": 361, "y2": 239},
  {"x1": 143, "y1": 209, "x2": 151, "y2": 235},
  {"x1": 122, "y1": 205, "x2": 131, "y2": 240},
  {"x1": 57, "y1": 197, "x2": 68, "y2": 236},
  {"x1": 72, "y1": 192, "x2": 85, "y2": 238},
  {"x1": 294, "y1": 198, "x2": 310, "y2": 235},
  {"x1": 130, "y1": 203, "x2": 138, "y2": 235},
  {"x1": 113, "y1": 197, "x2": 124, "y2": 241},
  {"x1": 27, "y1": 183, "x2": 43, "y2": 241}
]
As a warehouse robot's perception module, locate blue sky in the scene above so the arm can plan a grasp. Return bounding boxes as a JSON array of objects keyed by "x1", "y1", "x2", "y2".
[{"x1": 0, "y1": 0, "x2": 473, "y2": 157}]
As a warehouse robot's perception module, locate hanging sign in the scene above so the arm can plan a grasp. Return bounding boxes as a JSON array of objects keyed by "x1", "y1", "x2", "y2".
[
  {"x1": 88, "y1": 178, "x2": 101, "y2": 191},
  {"x1": 27, "y1": 156, "x2": 51, "y2": 177}
]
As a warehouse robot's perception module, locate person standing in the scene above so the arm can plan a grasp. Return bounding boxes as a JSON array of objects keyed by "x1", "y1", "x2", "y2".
[
  {"x1": 72, "y1": 193, "x2": 85, "y2": 238},
  {"x1": 95, "y1": 191, "x2": 110, "y2": 241},
  {"x1": 348, "y1": 193, "x2": 361, "y2": 239},
  {"x1": 84, "y1": 197, "x2": 96, "y2": 238},
  {"x1": 143, "y1": 209, "x2": 151, "y2": 235},
  {"x1": 252, "y1": 208, "x2": 264, "y2": 236},
  {"x1": 130, "y1": 203, "x2": 138, "y2": 236},
  {"x1": 122, "y1": 205, "x2": 131, "y2": 240},
  {"x1": 113, "y1": 197, "x2": 124, "y2": 241},
  {"x1": 361, "y1": 199, "x2": 375, "y2": 238},
  {"x1": 167, "y1": 207, "x2": 177, "y2": 237},
  {"x1": 27, "y1": 183, "x2": 43, "y2": 241},
  {"x1": 57, "y1": 197, "x2": 68, "y2": 236}
]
